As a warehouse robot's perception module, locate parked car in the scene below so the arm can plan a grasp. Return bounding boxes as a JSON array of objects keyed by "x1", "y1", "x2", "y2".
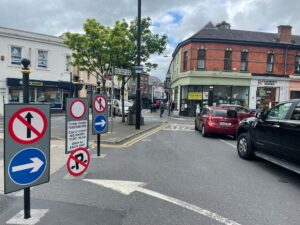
[
  {"x1": 195, "y1": 107, "x2": 239, "y2": 139},
  {"x1": 237, "y1": 99, "x2": 300, "y2": 174},
  {"x1": 219, "y1": 104, "x2": 256, "y2": 120},
  {"x1": 113, "y1": 99, "x2": 133, "y2": 116}
]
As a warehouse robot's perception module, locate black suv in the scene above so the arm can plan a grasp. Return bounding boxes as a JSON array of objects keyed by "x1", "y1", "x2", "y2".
[{"x1": 237, "y1": 99, "x2": 300, "y2": 174}]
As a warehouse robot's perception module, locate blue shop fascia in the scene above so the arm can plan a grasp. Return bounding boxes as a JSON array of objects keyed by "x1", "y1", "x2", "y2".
[{"x1": 7, "y1": 78, "x2": 83, "y2": 110}]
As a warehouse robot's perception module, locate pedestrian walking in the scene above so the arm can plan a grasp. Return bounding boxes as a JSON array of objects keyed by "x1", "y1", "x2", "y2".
[{"x1": 159, "y1": 101, "x2": 165, "y2": 118}]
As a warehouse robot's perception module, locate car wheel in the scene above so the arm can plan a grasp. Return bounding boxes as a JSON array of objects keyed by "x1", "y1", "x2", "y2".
[
  {"x1": 237, "y1": 133, "x2": 254, "y2": 159},
  {"x1": 201, "y1": 125, "x2": 208, "y2": 137},
  {"x1": 194, "y1": 120, "x2": 198, "y2": 130}
]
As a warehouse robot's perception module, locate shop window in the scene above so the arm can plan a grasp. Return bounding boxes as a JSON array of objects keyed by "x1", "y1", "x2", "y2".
[
  {"x1": 290, "y1": 91, "x2": 300, "y2": 99},
  {"x1": 294, "y1": 55, "x2": 300, "y2": 74},
  {"x1": 37, "y1": 50, "x2": 48, "y2": 68},
  {"x1": 10, "y1": 46, "x2": 22, "y2": 65},
  {"x1": 266, "y1": 53, "x2": 274, "y2": 73},
  {"x1": 66, "y1": 55, "x2": 71, "y2": 72},
  {"x1": 224, "y1": 50, "x2": 232, "y2": 71},
  {"x1": 240, "y1": 52, "x2": 248, "y2": 71},
  {"x1": 183, "y1": 51, "x2": 188, "y2": 71},
  {"x1": 197, "y1": 49, "x2": 206, "y2": 69},
  {"x1": 213, "y1": 86, "x2": 231, "y2": 105},
  {"x1": 232, "y1": 86, "x2": 249, "y2": 107},
  {"x1": 37, "y1": 87, "x2": 61, "y2": 103},
  {"x1": 9, "y1": 87, "x2": 35, "y2": 103}
]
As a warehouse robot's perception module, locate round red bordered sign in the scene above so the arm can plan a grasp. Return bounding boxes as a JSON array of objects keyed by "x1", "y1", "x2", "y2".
[
  {"x1": 67, "y1": 147, "x2": 90, "y2": 176},
  {"x1": 93, "y1": 95, "x2": 107, "y2": 113},
  {"x1": 8, "y1": 107, "x2": 48, "y2": 144},
  {"x1": 70, "y1": 99, "x2": 86, "y2": 119}
]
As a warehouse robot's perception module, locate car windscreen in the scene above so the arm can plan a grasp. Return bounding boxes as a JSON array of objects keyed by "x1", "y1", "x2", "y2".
[{"x1": 211, "y1": 110, "x2": 227, "y2": 117}]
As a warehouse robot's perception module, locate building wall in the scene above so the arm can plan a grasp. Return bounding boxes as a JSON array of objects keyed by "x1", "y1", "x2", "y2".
[
  {"x1": 0, "y1": 27, "x2": 72, "y2": 115},
  {"x1": 179, "y1": 42, "x2": 300, "y2": 76}
]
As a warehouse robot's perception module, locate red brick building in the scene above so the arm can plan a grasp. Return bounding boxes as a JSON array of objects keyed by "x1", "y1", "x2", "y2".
[{"x1": 170, "y1": 21, "x2": 300, "y2": 116}]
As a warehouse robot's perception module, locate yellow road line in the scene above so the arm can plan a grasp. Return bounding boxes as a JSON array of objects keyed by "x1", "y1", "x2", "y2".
[{"x1": 100, "y1": 123, "x2": 168, "y2": 148}]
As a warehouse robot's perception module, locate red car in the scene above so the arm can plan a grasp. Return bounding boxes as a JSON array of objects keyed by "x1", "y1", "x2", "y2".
[
  {"x1": 219, "y1": 104, "x2": 256, "y2": 120},
  {"x1": 195, "y1": 107, "x2": 239, "y2": 139}
]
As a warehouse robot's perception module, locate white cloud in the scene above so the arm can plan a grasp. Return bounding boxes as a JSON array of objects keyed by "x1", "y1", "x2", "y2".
[{"x1": 1, "y1": 0, "x2": 300, "y2": 80}]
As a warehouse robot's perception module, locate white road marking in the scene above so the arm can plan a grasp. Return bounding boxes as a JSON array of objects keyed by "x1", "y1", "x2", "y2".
[
  {"x1": 84, "y1": 179, "x2": 242, "y2": 225},
  {"x1": 6, "y1": 209, "x2": 49, "y2": 225},
  {"x1": 91, "y1": 154, "x2": 107, "y2": 159},
  {"x1": 219, "y1": 139, "x2": 236, "y2": 149},
  {"x1": 171, "y1": 117, "x2": 186, "y2": 121}
]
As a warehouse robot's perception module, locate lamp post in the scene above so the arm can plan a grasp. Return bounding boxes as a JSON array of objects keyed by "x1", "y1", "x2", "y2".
[{"x1": 135, "y1": 0, "x2": 142, "y2": 130}]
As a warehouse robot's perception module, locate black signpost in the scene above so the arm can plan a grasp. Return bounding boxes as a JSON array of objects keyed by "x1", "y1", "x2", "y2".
[{"x1": 97, "y1": 82, "x2": 101, "y2": 156}]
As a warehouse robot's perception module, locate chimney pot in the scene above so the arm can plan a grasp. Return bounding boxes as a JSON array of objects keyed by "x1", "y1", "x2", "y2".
[{"x1": 277, "y1": 25, "x2": 292, "y2": 43}]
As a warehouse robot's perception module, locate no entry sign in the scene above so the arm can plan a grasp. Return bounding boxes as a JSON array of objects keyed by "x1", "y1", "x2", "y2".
[
  {"x1": 66, "y1": 98, "x2": 89, "y2": 154},
  {"x1": 8, "y1": 107, "x2": 47, "y2": 144},
  {"x1": 4, "y1": 104, "x2": 50, "y2": 194},
  {"x1": 67, "y1": 147, "x2": 90, "y2": 176},
  {"x1": 93, "y1": 95, "x2": 107, "y2": 113}
]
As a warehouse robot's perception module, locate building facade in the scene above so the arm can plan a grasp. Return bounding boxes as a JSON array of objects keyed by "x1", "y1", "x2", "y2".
[
  {"x1": 0, "y1": 26, "x2": 74, "y2": 115},
  {"x1": 128, "y1": 72, "x2": 150, "y2": 108},
  {"x1": 169, "y1": 22, "x2": 300, "y2": 116}
]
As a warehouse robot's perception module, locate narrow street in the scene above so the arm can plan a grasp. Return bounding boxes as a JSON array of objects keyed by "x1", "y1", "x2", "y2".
[{"x1": 0, "y1": 112, "x2": 299, "y2": 225}]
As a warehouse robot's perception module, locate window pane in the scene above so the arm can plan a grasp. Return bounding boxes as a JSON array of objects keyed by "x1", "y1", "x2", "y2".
[
  {"x1": 241, "y1": 52, "x2": 248, "y2": 61},
  {"x1": 267, "y1": 54, "x2": 274, "y2": 63},
  {"x1": 240, "y1": 61, "x2": 247, "y2": 71},
  {"x1": 232, "y1": 86, "x2": 249, "y2": 107},
  {"x1": 197, "y1": 60, "x2": 205, "y2": 69},
  {"x1": 37, "y1": 87, "x2": 61, "y2": 103},
  {"x1": 183, "y1": 51, "x2": 188, "y2": 71},
  {"x1": 294, "y1": 56, "x2": 300, "y2": 74},
  {"x1": 267, "y1": 63, "x2": 273, "y2": 72},
  {"x1": 11, "y1": 47, "x2": 22, "y2": 65},
  {"x1": 224, "y1": 51, "x2": 232, "y2": 70},
  {"x1": 198, "y1": 50, "x2": 206, "y2": 59},
  {"x1": 268, "y1": 103, "x2": 292, "y2": 120},
  {"x1": 38, "y1": 50, "x2": 48, "y2": 68}
]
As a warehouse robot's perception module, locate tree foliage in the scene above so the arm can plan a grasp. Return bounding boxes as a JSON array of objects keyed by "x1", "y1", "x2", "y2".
[{"x1": 64, "y1": 17, "x2": 168, "y2": 90}]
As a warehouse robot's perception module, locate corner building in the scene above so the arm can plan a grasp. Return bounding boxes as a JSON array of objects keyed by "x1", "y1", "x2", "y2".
[{"x1": 169, "y1": 22, "x2": 300, "y2": 116}]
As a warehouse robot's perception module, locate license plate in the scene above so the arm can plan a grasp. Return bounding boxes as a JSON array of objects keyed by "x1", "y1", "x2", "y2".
[{"x1": 219, "y1": 122, "x2": 231, "y2": 126}]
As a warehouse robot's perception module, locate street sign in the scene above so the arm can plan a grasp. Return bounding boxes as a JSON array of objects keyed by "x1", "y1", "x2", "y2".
[
  {"x1": 67, "y1": 147, "x2": 90, "y2": 176},
  {"x1": 66, "y1": 98, "x2": 89, "y2": 154},
  {"x1": 94, "y1": 115, "x2": 107, "y2": 133},
  {"x1": 92, "y1": 94, "x2": 108, "y2": 135},
  {"x1": 8, "y1": 107, "x2": 48, "y2": 144},
  {"x1": 4, "y1": 104, "x2": 50, "y2": 194},
  {"x1": 135, "y1": 65, "x2": 143, "y2": 74},
  {"x1": 93, "y1": 95, "x2": 107, "y2": 113},
  {"x1": 114, "y1": 68, "x2": 131, "y2": 76},
  {"x1": 70, "y1": 99, "x2": 86, "y2": 119},
  {"x1": 8, "y1": 148, "x2": 46, "y2": 185}
]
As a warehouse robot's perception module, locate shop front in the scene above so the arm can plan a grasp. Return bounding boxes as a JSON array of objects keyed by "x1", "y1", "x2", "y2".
[
  {"x1": 7, "y1": 78, "x2": 79, "y2": 110},
  {"x1": 289, "y1": 76, "x2": 300, "y2": 100},
  {"x1": 249, "y1": 76, "x2": 289, "y2": 110}
]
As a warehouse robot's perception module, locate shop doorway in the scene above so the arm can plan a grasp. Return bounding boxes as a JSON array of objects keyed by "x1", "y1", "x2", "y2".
[{"x1": 256, "y1": 87, "x2": 279, "y2": 110}]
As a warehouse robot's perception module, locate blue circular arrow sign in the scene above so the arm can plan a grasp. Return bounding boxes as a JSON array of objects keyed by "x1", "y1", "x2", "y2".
[
  {"x1": 94, "y1": 115, "x2": 107, "y2": 133},
  {"x1": 8, "y1": 148, "x2": 47, "y2": 186}
]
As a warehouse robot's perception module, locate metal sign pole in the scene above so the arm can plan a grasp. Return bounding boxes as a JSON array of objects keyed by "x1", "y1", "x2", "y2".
[
  {"x1": 21, "y1": 58, "x2": 31, "y2": 219},
  {"x1": 111, "y1": 67, "x2": 114, "y2": 133},
  {"x1": 96, "y1": 82, "x2": 101, "y2": 156}
]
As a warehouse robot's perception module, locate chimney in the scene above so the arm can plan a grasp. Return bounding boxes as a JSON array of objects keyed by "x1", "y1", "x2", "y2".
[
  {"x1": 216, "y1": 21, "x2": 231, "y2": 30},
  {"x1": 277, "y1": 25, "x2": 292, "y2": 43}
]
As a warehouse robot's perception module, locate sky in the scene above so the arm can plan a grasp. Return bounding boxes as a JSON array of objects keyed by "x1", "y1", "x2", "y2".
[{"x1": 1, "y1": 0, "x2": 300, "y2": 81}]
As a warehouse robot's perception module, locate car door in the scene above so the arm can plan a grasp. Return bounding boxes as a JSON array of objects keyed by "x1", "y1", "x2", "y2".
[
  {"x1": 279, "y1": 102, "x2": 300, "y2": 164},
  {"x1": 254, "y1": 102, "x2": 293, "y2": 157},
  {"x1": 236, "y1": 106, "x2": 250, "y2": 120}
]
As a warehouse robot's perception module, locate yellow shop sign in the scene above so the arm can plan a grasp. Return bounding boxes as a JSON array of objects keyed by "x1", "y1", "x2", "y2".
[{"x1": 188, "y1": 92, "x2": 202, "y2": 100}]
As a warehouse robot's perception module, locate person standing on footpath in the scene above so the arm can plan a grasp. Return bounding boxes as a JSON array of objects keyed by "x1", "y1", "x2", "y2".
[{"x1": 159, "y1": 101, "x2": 165, "y2": 118}]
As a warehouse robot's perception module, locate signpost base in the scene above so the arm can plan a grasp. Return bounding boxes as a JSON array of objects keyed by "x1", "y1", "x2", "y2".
[{"x1": 24, "y1": 188, "x2": 30, "y2": 219}]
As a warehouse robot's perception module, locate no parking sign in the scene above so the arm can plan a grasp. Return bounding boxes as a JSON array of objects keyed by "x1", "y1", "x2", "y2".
[{"x1": 66, "y1": 98, "x2": 89, "y2": 154}]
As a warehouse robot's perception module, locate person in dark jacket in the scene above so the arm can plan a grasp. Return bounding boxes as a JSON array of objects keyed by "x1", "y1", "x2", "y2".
[{"x1": 159, "y1": 101, "x2": 165, "y2": 118}]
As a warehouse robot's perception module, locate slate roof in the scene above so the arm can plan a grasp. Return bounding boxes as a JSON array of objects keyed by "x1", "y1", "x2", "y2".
[{"x1": 188, "y1": 22, "x2": 300, "y2": 45}]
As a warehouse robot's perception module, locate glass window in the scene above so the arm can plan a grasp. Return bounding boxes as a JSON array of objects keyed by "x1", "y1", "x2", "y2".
[
  {"x1": 291, "y1": 103, "x2": 300, "y2": 120},
  {"x1": 37, "y1": 50, "x2": 48, "y2": 68},
  {"x1": 232, "y1": 86, "x2": 249, "y2": 107},
  {"x1": 66, "y1": 55, "x2": 71, "y2": 72},
  {"x1": 183, "y1": 51, "x2": 188, "y2": 71},
  {"x1": 11, "y1": 46, "x2": 22, "y2": 65},
  {"x1": 240, "y1": 52, "x2": 248, "y2": 71},
  {"x1": 267, "y1": 53, "x2": 274, "y2": 72},
  {"x1": 9, "y1": 87, "x2": 35, "y2": 103},
  {"x1": 290, "y1": 91, "x2": 300, "y2": 99},
  {"x1": 294, "y1": 55, "x2": 300, "y2": 74},
  {"x1": 197, "y1": 49, "x2": 206, "y2": 69},
  {"x1": 213, "y1": 86, "x2": 231, "y2": 105},
  {"x1": 37, "y1": 87, "x2": 61, "y2": 103},
  {"x1": 267, "y1": 102, "x2": 292, "y2": 120},
  {"x1": 224, "y1": 50, "x2": 232, "y2": 71}
]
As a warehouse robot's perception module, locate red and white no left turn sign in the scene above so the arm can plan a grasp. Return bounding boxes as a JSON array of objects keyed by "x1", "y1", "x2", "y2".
[
  {"x1": 8, "y1": 107, "x2": 48, "y2": 144},
  {"x1": 70, "y1": 99, "x2": 86, "y2": 119},
  {"x1": 94, "y1": 95, "x2": 107, "y2": 113},
  {"x1": 67, "y1": 147, "x2": 90, "y2": 176}
]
